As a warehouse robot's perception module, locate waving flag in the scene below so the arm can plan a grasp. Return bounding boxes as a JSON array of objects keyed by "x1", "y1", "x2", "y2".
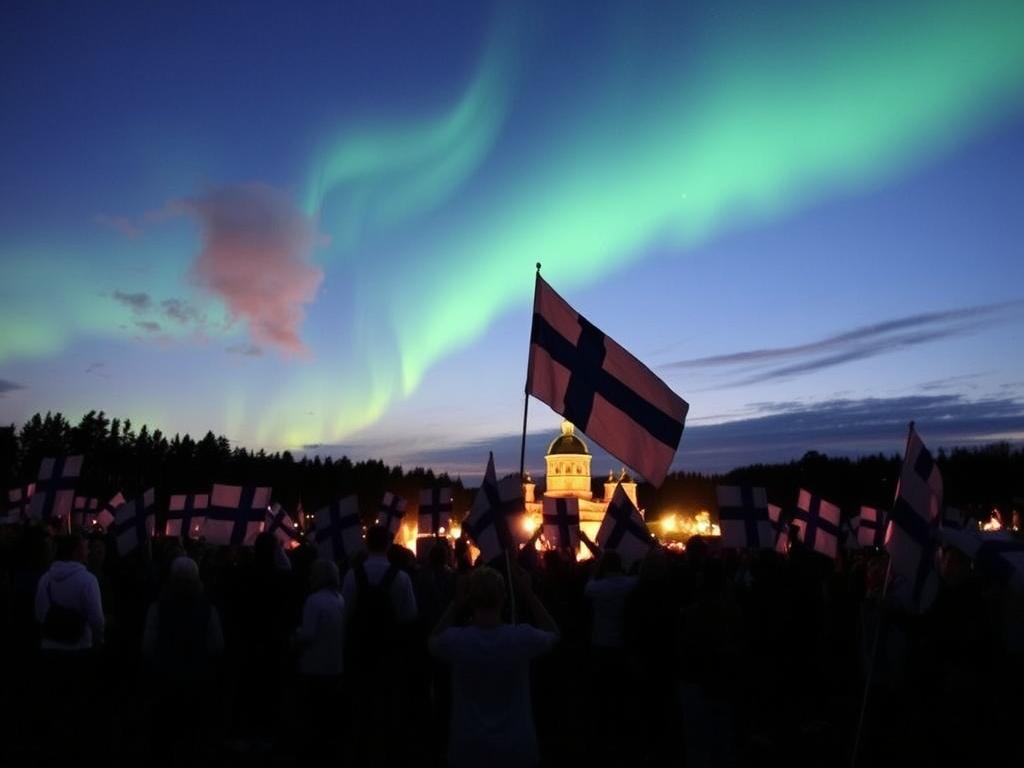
[
  {"x1": 113, "y1": 489, "x2": 156, "y2": 555},
  {"x1": 266, "y1": 502, "x2": 301, "y2": 549},
  {"x1": 542, "y1": 497, "x2": 580, "y2": 551},
  {"x1": 793, "y1": 490, "x2": 841, "y2": 559},
  {"x1": 596, "y1": 484, "x2": 654, "y2": 567},
  {"x1": 97, "y1": 492, "x2": 125, "y2": 530},
  {"x1": 29, "y1": 456, "x2": 83, "y2": 523},
  {"x1": 315, "y1": 495, "x2": 363, "y2": 561},
  {"x1": 205, "y1": 484, "x2": 270, "y2": 546},
  {"x1": 418, "y1": 487, "x2": 453, "y2": 535},
  {"x1": 166, "y1": 493, "x2": 208, "y2": 539},
  {"x1": 857, "y1": 506, "x2": 887, "y2": 548},
  {"x1": 376, "y1": 492, "x2": 407, "y2": 540},
  {"x1": 768, "y1": 503, "x2": 789, "y2": 554},
  {"x1": 3, "y1": 484, "x2": 35, "y2": 525},
  {"x1": 465, "y1": 453, "x2": 524, "y2": 563},
  {"x1": 527, "y1": 274, "x2": 688, "y2": 486},
  {"x1": 716, "y1": 486, "x2": 773, "y2": 549},
  {"x1": 887, "y1": 425, "x2": 942, "y2": 613}
]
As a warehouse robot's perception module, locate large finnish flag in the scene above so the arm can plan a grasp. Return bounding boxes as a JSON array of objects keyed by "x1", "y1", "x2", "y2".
[
  {"x1": 205, "y1": 484, "x2": 270, "y2": 546},
  {"x1": 716, "y1": 486, "x2": 773, "y2": 549},
  {"x1": 29, "y1": 456, "x2": 83, "y2": 523},
  {"x1": 596, "y1": 484, "x2": 654, "y2": 567},
  {"x1": 465, "y1": 453, "x2": 524, "y2": 563},
  {"x1": 542, "y1": 497, "x2": 580, "y2": 552},
  {"x1": 857, "y1": 506, "x2": 887, "y2": 548},
  {"x1": 2, "y1": 483, "x2": 35, "y2": 525},
  {"x1": 266, "y1": 502, "x2": 301, "y2": 549},
  {"x1": 166, "y1": 493, "x2": 208, "y2": 539},
  {"x1": 113, "y1": 489, "x2": 156, "y2": 555},
  {"x1": 527, "y1": 275, "x2": 689, "y2": 487},
  {"x1": 315, "y1": 495, "x2": 363, "y2": 561},
  {"x1": 887, "y1": 426, "x2": 942, "y2": 613},
  {"x1": 376, "y1": 492, "x2": 407, "y2": 540},
  {"x1": 418, "y1": 487, "x2": 453, "y2": 536},
  {"x1": 793, "y1": 490, "x2": 841, "y2": 559}
]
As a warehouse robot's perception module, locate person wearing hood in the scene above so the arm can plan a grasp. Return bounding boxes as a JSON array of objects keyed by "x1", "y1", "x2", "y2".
[{"x1": 34, "y1": 532, "x2": 105, "y2": 650}]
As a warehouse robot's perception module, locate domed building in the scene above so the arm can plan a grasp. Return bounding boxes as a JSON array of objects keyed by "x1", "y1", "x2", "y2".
[{"x1": 524, "y1": 420, "x2": 640, "y2": 547}]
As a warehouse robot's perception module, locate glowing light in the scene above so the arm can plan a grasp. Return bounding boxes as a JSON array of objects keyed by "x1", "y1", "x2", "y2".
[
  {"x1": 522, "y1": 515, "x2": 538, "y2": 535},
  {"x1": 449, "y1": 525, "x2": 462, "y2": 540},
  {"x1": 981, "y1": 510, "x2": 1004, "y2": 532}
]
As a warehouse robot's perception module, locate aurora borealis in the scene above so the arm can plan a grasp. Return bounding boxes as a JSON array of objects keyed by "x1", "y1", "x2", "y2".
[{"x1": 2, "y1": 1, "x2": 1024, "y2": 475}]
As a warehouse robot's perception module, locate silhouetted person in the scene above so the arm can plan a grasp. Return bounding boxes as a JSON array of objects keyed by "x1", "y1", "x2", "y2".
[{"x1": 430, "y1": 565, "x2": 559, "y2": 768}]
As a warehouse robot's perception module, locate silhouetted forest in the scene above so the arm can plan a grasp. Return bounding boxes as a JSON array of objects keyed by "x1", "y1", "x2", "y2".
[{"x1": 3, "y1": 410, "x2": 1022, "y2": 520}]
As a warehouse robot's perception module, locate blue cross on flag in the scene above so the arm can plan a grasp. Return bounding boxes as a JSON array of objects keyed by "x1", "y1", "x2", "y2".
[
  {"x1": 716, "y1": 486, "x2": 773, "y2": 549},
  {"x1": 465, "y1": 453, "x2": 525, "y2": 563},
  {"x1": 315, "y1": 495, "x2": 363, "y2": 561},
  {"x1": 376, "y1": 492, "x2": 407, "y2": 540},
  {"x1": 166, "y1": 493, "x2": 208, "y2": 539},
  {"x1": 72, "y1": 496, "x2": 99, "y2": 530},
  {"x1": 418, "y1": 487, "x2": 453, "y2": 535},
  {"x1": 527, "y1": 275, "x2": 688, "y2": 487},
  {"x1": 542, "y1": 496, "x2": 580, "y2": 552},
  {"x1": 205, "y1": 484, "x2": 271, "y2": 546},
  {"x1": 768, "y1": 503, "x2": 789, "y2": 553},
  {"x1": 596, "y1": 484, "x2": 654, "y2": 568},
  {"x1": 266, "y1": 502, "x2": 301, "y2": 549},
  {"x1": 857, "y1": 506, "x2": 887, "y2": 548},
  {"x1": 97, "y1": 492, "x2": 125, "y2": 530},
  {"x1": 113, "y1": 489, "x2": 156, "y2": 555},
  {"x1": 29, "y1": 456, "x2": 83, "y2": 523},
  {"x1": 793, "y1": 490, "x2": 841, "y2": 559}
]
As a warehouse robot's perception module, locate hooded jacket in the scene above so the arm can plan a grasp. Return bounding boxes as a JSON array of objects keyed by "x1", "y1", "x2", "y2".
[{"x1": 35, "y1": 560, "x2": 105, "y2": 650}]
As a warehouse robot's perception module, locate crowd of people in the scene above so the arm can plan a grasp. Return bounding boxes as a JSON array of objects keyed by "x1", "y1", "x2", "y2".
[{"x1": 0, "y1": 519, "x2": 1022, "y2": 766}]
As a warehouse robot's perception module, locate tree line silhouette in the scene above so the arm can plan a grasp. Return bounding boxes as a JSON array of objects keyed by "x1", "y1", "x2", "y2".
[{"x1": 2, "y1": 410, "x2": 1022, "y2": 521}]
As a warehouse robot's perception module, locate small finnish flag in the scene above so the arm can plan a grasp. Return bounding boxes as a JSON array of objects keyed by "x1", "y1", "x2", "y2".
[
  {"x1": 716, "y1": 486, "x2": 773, "y2": 549},
  {"x1": 418, "y1": 487, "x2": 453, "y2": 536},
  {"x1": 29, "y1": 456, "x2": 83, "y2": 523},
  {"x1": 376, "y1": 492, "x2": 407, "y2": 539},
  {"x1": 98, "y1": 492, "x2": 125, "y2": 530},
  {"x1": 315, "y1": 495, "x2": 363, "y2": 561},
  {"x1": 166, "y1": 493, "x2": 209, "y2": 539},
  {"x1": 596, "y1": 484, "x2": 654, "y2": 568},
  {"x1": 857, "y1": 506, "x2": 887, "y2": 548},
  {"x1": 266, "y1": 502, "x2": 301, "y2": 549},
  {"x1": 542, "y1": 497, "x2": 580, "y2": 551},
  {"x1": 793, "y1": 490, "x2": 841, "y2": 559},
  {"x1": 205, "y1": 484, "x2": 271, "y2": 546},
  {"x1": 113, "y1": 489, "x2": 156, "y2": 555},
  {"x1": 464, "y1": 453, "x2": 525, "y2": 563}
]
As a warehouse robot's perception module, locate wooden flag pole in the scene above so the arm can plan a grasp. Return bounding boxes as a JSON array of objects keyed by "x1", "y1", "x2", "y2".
[{"x1": 849, "y1": 420, "x2": 912, "y2": 767}]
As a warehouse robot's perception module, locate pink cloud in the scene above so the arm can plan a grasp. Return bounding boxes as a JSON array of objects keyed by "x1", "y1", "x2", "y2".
[
  {"x1": 179, "y1": 184, "x2": 324, "y2": 357},
  {"x1": 95, "y1": 214, "x2": 142, "y2": 238}
]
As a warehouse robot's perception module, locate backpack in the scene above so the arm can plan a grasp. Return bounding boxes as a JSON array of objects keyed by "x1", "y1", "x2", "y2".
[
  {"x1": 348, "y1": 562, "x2": 400, "y2": 661},
  {"x1": 42, "y1": 582, "x2": 86, "y2": 644}
]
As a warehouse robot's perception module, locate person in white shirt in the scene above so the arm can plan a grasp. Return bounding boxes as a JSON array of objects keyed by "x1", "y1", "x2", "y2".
[
  {"x1": 430, "y1": 565, "x2": 559, "y2": 768},
  {"x1": 35, "y1": 533, "x2": 105, "y2": 651}
]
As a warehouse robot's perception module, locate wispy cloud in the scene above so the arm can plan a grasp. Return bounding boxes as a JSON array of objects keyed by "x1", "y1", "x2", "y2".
[
  {"x1": 0, "y1": 379, "x2": 24, "y2": 396},
  {"x1": 112, "y1": 290, "x2": 152, "y2": 313},
  {"x1": 666, "y1": 301, "x2": 1022, "y2": 386},
  {"x1": 299, "y1": 394, "x2": 1024, "y2": 478},
  {"x1": 176, "y1": 183, "x2": 324, "y2": 357},
  {"x1": 160, "y1": 298, "x2": 202, "y2": 325},
  {"x1": 135, "y1": 320, "x2": 161, "y2": 333}
]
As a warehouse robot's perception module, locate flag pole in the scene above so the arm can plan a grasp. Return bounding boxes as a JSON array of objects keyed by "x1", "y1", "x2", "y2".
[{"x1": 849, "y1": 420, "x2": 912, "y2": 767}]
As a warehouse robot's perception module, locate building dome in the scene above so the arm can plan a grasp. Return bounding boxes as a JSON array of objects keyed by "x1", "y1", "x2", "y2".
[{"x1": 547, "y1": 420, "x2": 589, "y2": 456}]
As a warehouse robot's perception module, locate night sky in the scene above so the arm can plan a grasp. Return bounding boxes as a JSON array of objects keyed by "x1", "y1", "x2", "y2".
[{"x1": 2, "y1": 1, "x2": 1023, "y2": 478}]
